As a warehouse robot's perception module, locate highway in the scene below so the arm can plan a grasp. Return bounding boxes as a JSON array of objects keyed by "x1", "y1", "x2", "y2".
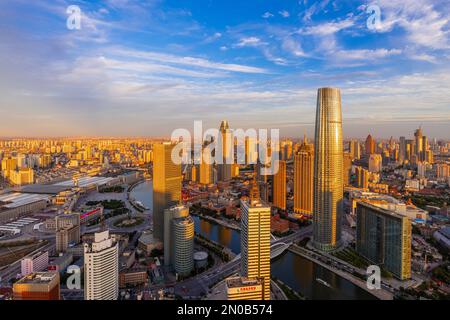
[{"x1": 174, "y1": 225, "x2": 312, "y2": 298}]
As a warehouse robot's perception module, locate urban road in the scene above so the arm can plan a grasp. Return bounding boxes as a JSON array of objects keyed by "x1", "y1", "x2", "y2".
[{"x1": 174, "y1": 225, "x2": 313, "y2": 299}]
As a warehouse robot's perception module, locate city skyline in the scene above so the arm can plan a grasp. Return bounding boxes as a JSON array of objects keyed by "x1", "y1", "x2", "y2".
[{"x1": 1, "y1": 1, "x2": 449, "y2": 138}]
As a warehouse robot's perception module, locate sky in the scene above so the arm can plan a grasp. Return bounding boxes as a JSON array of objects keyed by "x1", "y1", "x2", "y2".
[{"x1": 0, "y1": 0, "x2": 449, "y2": 139}]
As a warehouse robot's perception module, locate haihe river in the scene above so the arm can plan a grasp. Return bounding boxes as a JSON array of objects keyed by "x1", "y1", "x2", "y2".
[{"x1": 131, "y1": 180, "x2": 376, "y2": 300}]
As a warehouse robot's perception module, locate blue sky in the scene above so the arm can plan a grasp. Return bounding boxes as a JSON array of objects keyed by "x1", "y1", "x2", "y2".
[{"x1": 0, "y1": 0, "x2": 449, "y2": 138}]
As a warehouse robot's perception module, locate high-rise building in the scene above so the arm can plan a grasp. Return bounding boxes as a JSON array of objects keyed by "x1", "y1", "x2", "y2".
[
  {"x1": 272, "y1": 160, "x2": 286, "y2": 210},
  {"x1": 399, "y1": 136, "x2": 406, "y2": 163},
  {"x1": 226, "y1": 276, "x2": 264, "y2": 300},
  {"x1": 365, "y1": 134, "x2": 375, "y2": 156},
  {"x1": 84, "y1": 230, "x2": 119, "y2": 300},
  {"x1": 294, "y1": 136, "x2": 314, "y2": 215},
  {"x1": 414, "y1": 127, "x2": 423, "y2": 159},
  {"x1": 355, "y1": 166, "x2": 370, "y2": 189},
  {"x1": 313, "y1": 87, "x2": 343, "y2": 251},
  {"x1": 349, "y1": 140, "x2": 361, "y2": 160},
  {"x1": 356, "y1": 201, "x2": 411, "y2": 280},
  {"x1": 218, "y1": 120, "x2": 232, "y2": 182},
  {"x1": 200, "y1": 147, "x2": 213, "y2": 185},
  {"x1": 153, "y1": 142, "x2": 182, "y2": 241},
  {"x1": 368, "y1": 154, "x2": 383, "y2": 173},
  {"x1": 163, "y1": 205, "x2": 194, "y2": 277},
  {"x1": 13, "y1": 272, "x2": 60, "y2": 300},
  {"x1": 240, "y1": 179, "x2": 271, "y2": 300}
]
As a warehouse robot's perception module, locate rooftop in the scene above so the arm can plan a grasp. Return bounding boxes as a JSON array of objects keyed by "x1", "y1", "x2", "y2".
[
  {"x1": 0, "y1": 192, "x2": 50, "y2": 210},
  {"x1": 16, "y1": 272, "x2": 58, "y2": 284}
]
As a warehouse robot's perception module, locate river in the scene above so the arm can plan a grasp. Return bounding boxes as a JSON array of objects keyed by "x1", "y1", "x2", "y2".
[{"x1": 131, "y1": 180, "x2": 377, "y2": 300}]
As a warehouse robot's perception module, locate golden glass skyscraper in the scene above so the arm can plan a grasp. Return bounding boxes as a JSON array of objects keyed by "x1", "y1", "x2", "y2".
[
  {"x1": 240, "y1": 180, "x2": 271, "y2": 300},
  {"x1": 272, "y1": 160, "x2": 286, "y2": 210},
  {"x1": 152, "y1": 142, "x2": 182, "y2": 241},
  {"x1": 313, "y1": 87, "x2": 343, "y2": 252},
  {"x1": 218, "y1": 120, "x2": 232, "y2": 182},
  {"x1": 294, "y1": 136, "x2": 314, "y2": 215}
]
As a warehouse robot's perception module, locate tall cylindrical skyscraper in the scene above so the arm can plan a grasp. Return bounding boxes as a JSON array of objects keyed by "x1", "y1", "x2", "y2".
[{"x1": 313, "y1": 88, "x2": 343, "y2": 251}]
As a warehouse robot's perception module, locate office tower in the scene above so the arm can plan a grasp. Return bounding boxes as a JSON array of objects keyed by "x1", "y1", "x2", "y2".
[
  {"x1": 191, "y1": 165, "x2": 197, "y2": 182},
  {"x1": 163, "y1": 205, "x2": 194, "y2": 277},
  {"x1": 399, "y1": 136, "x2": 406, "y2": 163},
  {"x1": 226, "y1": 277, "x2": 264, "y2": 300},
  {"x1": 313, "y1": 87, "x2": 343, "y2": 252},
  {"x1": 405, "y1": 139, "x2": 414, "y2": 162},
  {"x1": 84, "y1": 231, "x2": 119, "y2": 300},
  {"x1": 414, "y1": 127, "x2": 423, "y2": 159},
  {"x1": 349, "y1": 139, "x2": 361, "y2": 160},
  {"x1": 272, "y1": 160, "x2": 286, "y2": 210},
  {"x1": 356, "y1": 201, "x2": 411, "y2": 280},
  {"x1": 368, "y1": 154, "x2": 383, "y2": 173},
  {"x1": 21, "y1": 251, "x2": 49, "y2": 276},
  {"x1": 13, "y1": 272, "x2": 60, "y2": 300},
  {"x1": 355, "y1": 166, "x2": 370, "y2": 189},
  {"x1": 294, "y1": 136, "x2": 314, "y2": 215},
  {"x1": 422, "y1": 135, "x2": 429, "y2": 162},
  {"x1": 343, "y1": 152, "x2": 353, "y2": 186},
  {"x1": 281, "y1": 139, "x2": 293, "y2": 160},
  {"x1": 218, "y1": 120, "x2": 232, "y2": 182},
  {"x1": 200, "y1": 147, "x2": 213, "y2": 185},
  {"x1": 240, "y1": 179, "x2": 271, "y2": 300},
  {"x1": 153, "y1": 142, "x2": 182, "y2": 241},
  {"x1": 365, "y1": 134, "x2": 375, "y2": 156}
]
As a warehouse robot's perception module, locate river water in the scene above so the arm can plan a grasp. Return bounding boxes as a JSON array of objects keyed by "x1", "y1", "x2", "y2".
[{"x1": 131, "y1": 180, "x2": 376, "y2": 300}]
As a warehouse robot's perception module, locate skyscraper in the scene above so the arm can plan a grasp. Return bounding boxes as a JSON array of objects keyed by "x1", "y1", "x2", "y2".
[
  {"x1": 294, "y1": 136, "x2": 314, "y2": 215},
  {"x1": 163, "y1": 205, "x2": 194, "y2": 277},
  {"x1": 153, "y1": 142, "x2": 182, "y2": 241},
  {"x1": 240, "y1": 179, "x2": 271, "y2": 300},
  {"x1": 399, "y1": 136, "x2": 406, "y2": 164},
  {"x1": 200, "y1": 146, "x2": 213, "y2": 185},
  {"x1": 218, "y1": 120, "x2": 232, "y2": 182},
  {"x1": 272, "y1": 160, "x2": 286, "y2": 210},
  {"x1": 365, "y1": 134, "x2": 375, "y2": 156},
  {"x1": 414, "y1": 127, "x2": 423, "y2": 159},
  {"x1": 84, "y1": 231, "x2": 119, "y2": 300},
  {"x1": 349, "y1": 139, "x2": 361, "y2": 160},
  {"x1": 313, "y1": 88, "x2": 343, "y2": 252}
]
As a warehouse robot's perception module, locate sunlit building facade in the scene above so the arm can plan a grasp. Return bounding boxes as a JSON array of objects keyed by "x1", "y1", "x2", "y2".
[
  {"x1": 313, "y1": 87, "x2": 343, "y2": 252},
  {"x1": 294, "y1": 137, "x2": 314, "y2": 215},
  {"x1": 153, "y1": 142, "x2": 182, "y2": 241}
]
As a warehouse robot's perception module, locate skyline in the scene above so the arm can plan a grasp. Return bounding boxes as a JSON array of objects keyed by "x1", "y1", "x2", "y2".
[{"x1": 0, "y1": 0, "x2": 450, "y2": 138}]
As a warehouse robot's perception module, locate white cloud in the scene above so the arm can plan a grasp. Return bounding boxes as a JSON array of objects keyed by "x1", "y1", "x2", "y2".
[
  {"x1": 300, "y1": 19, "x2": 354, "y2": 36},
  {"x1": 235, "y1": 36, "x2": 266, "y2": 47},
  {"x1": 262, "y1": 12, "x2": 274, "y2": 19},
  {"x1": 278, "y1": 10, "x2": 290, "y2": 18}
]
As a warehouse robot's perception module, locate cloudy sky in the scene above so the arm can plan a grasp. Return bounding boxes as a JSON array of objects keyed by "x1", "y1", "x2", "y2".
[{"x1": 0, "y1": 0, "x2": 449, "y2": 139}]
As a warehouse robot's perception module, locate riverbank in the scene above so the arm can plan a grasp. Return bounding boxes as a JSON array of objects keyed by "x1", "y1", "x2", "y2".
[
  {"x1": 128, "y1": 179, "x2": 148, "y2": 212},
  {"x1": 288, "y1": 244, "x2": 393, "y2": 300}
]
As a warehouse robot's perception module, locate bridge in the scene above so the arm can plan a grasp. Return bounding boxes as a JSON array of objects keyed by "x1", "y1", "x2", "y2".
[{"x1": 232, "y1": 241, "x2": 292, "y2": 262}]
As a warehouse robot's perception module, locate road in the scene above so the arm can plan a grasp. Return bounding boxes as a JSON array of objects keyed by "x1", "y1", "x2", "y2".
[{"x1": 174, "y1": 225, "x2": 312, "y2": 298}]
